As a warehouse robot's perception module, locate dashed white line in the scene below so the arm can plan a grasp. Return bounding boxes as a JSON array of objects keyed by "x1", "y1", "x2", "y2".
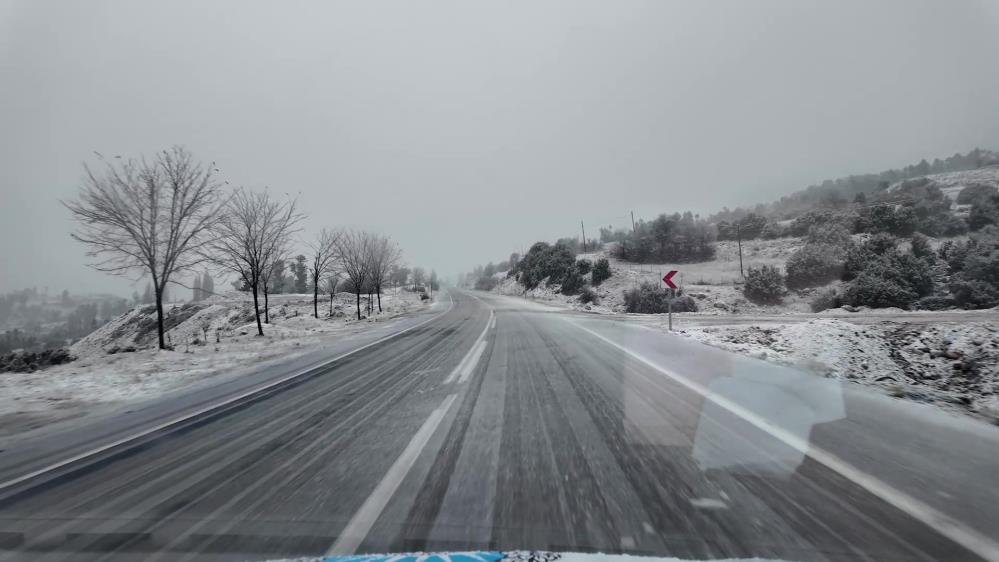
[
  {"x1": 457, "y1": 341, "x2": 487, "y2": 384},
  {"x1": 443, "y1": 309, "x2": 493, "y2": 385},
  {"x1": 327, "y1": 393, "x2": 458, "y2": 555},
  {"x1": 566, "y1": 318, "x2": 999, "y2": 562},
  {"x1": 690, "y1": 497, "x2": 728, "y2": 510}
]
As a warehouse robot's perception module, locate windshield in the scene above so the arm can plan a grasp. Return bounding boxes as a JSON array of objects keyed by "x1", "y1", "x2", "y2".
[{"x1": 2, "y1": 1, "x2": 999, "y2": 561}]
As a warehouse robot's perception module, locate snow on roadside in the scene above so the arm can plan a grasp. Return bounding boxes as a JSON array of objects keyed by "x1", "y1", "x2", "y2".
[
  {"x1": 0, "y1": 290, "x2": 431, "y2": 438},
  {"x1": 672, "y1": 319, "x2": 999, "y2": 421}
]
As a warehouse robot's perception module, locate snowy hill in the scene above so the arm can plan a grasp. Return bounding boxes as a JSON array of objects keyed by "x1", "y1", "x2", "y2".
[{"x1": 890, "y1": 165, "x2": 999, "y2": 201}]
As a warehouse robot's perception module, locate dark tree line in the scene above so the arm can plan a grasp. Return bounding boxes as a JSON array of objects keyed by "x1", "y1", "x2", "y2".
[{"x1": 610, "y1": 212, "x2": 715, "y2": 263}]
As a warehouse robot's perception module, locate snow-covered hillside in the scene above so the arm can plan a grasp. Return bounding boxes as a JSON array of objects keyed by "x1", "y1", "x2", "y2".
[
  {"x1": 493, "y1": 238, "x2": 816, "y2": 314},
  {"x1": 890, "y1": 165, "x2": 999, "y2": 201}
]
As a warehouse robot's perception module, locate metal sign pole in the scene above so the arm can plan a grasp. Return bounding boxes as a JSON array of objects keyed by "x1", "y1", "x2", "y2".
[{"x1": 668, "y1": 287, "x2": 673, "y2": 331}]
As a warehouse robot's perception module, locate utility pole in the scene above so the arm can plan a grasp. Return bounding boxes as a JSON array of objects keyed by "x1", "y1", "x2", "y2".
[
  {"x1": 736, "y1": 221, "x2": 744, "y2": 279},
  {"x1": 580, "y1": 221, "x2": 587, "y2": 253},
  {"x1": 631, "y1": 211, "x2": 636, "y2": 233}
]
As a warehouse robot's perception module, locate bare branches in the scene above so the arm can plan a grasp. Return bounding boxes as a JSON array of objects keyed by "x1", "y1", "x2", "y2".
[
  {"x1": 309, "y1": 228, "x2": 341, "y2": 318},
  {"x1": 205, "y1": 188, "x2": 302, "y2": 335},
  {"x1": 338, "y1": 229, "x2": 375, "y2": 320},
  {"x1": 367, "y1": 234, "x2": 402, "y2": 312},
  {"x1": 64, "y1": 146, "x2": 226, "y2": 349},
  {"x1": 66, "y1": 147, "x2": 411, "y2": 339}
]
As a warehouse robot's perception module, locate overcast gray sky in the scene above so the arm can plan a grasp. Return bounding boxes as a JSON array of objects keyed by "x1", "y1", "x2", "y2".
[{"x1": 2, "y1": 0, "x2": 999, "y2": 296}]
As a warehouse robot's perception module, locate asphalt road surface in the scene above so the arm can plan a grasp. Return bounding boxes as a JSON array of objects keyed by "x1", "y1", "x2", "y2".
[{"x1": 1, "y1": 289, "x2": 998, "y2": 562}]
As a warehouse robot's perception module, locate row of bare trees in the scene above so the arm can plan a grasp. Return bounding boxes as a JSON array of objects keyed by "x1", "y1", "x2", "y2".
[{"x1": 65, "y1": 147, "x2": 407, "y2": 350}]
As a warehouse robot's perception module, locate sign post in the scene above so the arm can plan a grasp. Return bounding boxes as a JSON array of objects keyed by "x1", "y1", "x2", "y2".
[
  {"x1": 663, "y1": 271, "x2": 678, "y2": 331},
  {"x1": 667, "y1": 289, "x2": 672, "y2": 331}
]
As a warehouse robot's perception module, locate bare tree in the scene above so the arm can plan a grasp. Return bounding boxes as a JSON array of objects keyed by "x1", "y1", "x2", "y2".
[
  {"x1": 411, "y1": 266, "x2": 427, "y2": 291},
  {"x1": 206, "y1": 189, "x2": 301, "y2": 336},
  {"x1": 338, "y1": 229, "x2": 374, "y2": 320},
  {"x1": 260, "y1": 232, "x2": 294, "y2": 324},
  {"x1": 367, "y1": 235, "x2": 402, "y2": 313},
  {"x1": 309, "y1": 228, "x2": 341, "y2": 318},
  {"x1": 64, "y1": 146, "x2": 226, "y2": 349},
  {"x1": 324, "y1": 271, "x2": 342, "y2": 317}
]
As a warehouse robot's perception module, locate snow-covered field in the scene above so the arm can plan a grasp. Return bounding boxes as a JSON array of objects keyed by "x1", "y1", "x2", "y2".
[{"x1": 0, "y1": 289, "x2": 430, "y2": 437}]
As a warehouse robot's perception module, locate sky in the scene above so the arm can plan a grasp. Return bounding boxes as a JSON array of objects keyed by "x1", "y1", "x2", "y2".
[{"x1": 2, "y1": 0, "x2": 999, "y2": 296}]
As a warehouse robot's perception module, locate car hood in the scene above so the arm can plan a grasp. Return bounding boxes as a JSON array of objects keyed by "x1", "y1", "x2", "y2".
[{"x1": 270, "y1": 551, "x2": 785, "y2": 562}]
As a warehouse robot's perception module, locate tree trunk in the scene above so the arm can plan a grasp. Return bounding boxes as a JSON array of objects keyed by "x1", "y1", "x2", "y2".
[
  {"x1": 355, "y1": 291, "x2": 361, "y2": 320},
  {"x1": 314, "y1": 283, "x2": 319, "y2": 319},
  {"x1": 154, "y1": 286, "x2": 166, "y2": 350},
  {"x1": 251, "y1": 284, "x2": 264, "y2": 336},
  {"x1": 263, "y1": 284, "x2": 270, "y2": 324},
  {"x1": 376, "y1": 285, "x2": 382, "y2": 312},
  {"x1": 329, "y1": 292, "x2": 334, "y2": 317}
]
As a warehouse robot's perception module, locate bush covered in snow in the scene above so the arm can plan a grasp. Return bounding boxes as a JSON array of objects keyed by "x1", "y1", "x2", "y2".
[
  {"x1": 806, "y1": 222, "x2": 852, "y2": 247},
  {"x1": 743, "y1": 265, "x2": 786, "y2": 304},
  {"x1": 760, "y1": 221, "x2": 788, "y2": 239},
  {"x1": 946, "y1": 228, "x2": 999, "y2": 308},
  {"x1": 514, "y1": 241, "x2": 577, "y2": 290},
  {"x1": 810, "y1": 288, "x2": 841, "y2": 312},
  {"x1": 841, "y1": 273, "x2": 920, "y2": 309},
  {"x1": 578, "y1": 286, "x2": 599, "y2": 305},
  {"x1": 969, "y1": 192, "x2": 999, "y2": 231},
  {"x1": 559, "y1": 269, "x2": 585, "y2": 295},
  {"x1": 913, "y1": 295, "x2": 957, "y2": 310},
  {"x1": 788, "y1": 210, "x2": 849, "y2": 237},
  {"x1": 910, "y1": 232, "x2": 933, "y2": 259},
  {"x1": 591, "y1": 258, "x2": 612, "y2": 286},
  {"x1": 861, "y1": 204, "x2": 918, "y2": 236},
  {"x1": 623, "y1": 282, "x2": 697, "y2": 313},
  {"x1": 0, "y1": 348, "x2": 75, "y2": 373},
  {"x1": 576, "y1": 258, "x2": 592, "y2": 275},
  {"x1": 835, "y1": 233, "x2": 936, "y2": 309},
  {"x1": 957, "y1": 183, "x2": 997, "y2": 205},
  {"x1": 785, "y1": 244, "x2": 845, "y2": 289}
]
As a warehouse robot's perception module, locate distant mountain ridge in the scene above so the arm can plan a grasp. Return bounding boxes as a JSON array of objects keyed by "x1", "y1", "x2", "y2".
[{"x1": 709, "y1": 148, "x2": 999, "y2": 223}]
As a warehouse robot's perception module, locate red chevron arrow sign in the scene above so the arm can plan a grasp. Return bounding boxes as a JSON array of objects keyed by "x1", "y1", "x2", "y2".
[{"x1": 662, "y1": 270, "x2": 678, "y2": 290}]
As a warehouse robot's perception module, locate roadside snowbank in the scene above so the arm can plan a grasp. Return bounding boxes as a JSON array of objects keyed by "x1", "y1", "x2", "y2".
[
  {"x1": 0, "y1": 290, "x2": 430, "y2": 437},
  {"x1": 673, "y1": 319, "x2": 999, "y2": 421}
]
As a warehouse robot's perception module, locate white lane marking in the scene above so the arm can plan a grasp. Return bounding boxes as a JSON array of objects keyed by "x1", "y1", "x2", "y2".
[
  {"x1": 0, "y1": 297, "x2": 456, "y2": 494},
  {"x1": 443, "y1": 309, "x2": 493, "y2": 385},
  {"x1": 566, "y1": 319, "x2": 999, "y2": 562},
  {"x1": 457, "y1": 341, "x2": 487, "y2": 384},
  {"x1": 489, "y1": 315, "x2": 496, "y2": 330},
  {"x1": 690, "y1": 497, "x2": 728, "y2": 510},
  {"x1": 327, "y1": 393, "x2": 458, "y2": 555}
]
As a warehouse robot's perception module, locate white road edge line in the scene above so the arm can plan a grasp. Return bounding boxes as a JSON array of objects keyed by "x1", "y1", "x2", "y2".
[
  {"x1": 0, "y1": 293, "x2": 456, "y2": 494},
  {"x1": 566, "y1": 318, "x2": 999, "y2": 562},
  {"x1": 443, "y1": 309, "x2": 493, "y2": 385},
  {"x1": 327, "y1": 393, "x2": 458, "y2": 555},
  {"x1": 489, "y1": 315, "x2": 496, "y2": 331}
]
